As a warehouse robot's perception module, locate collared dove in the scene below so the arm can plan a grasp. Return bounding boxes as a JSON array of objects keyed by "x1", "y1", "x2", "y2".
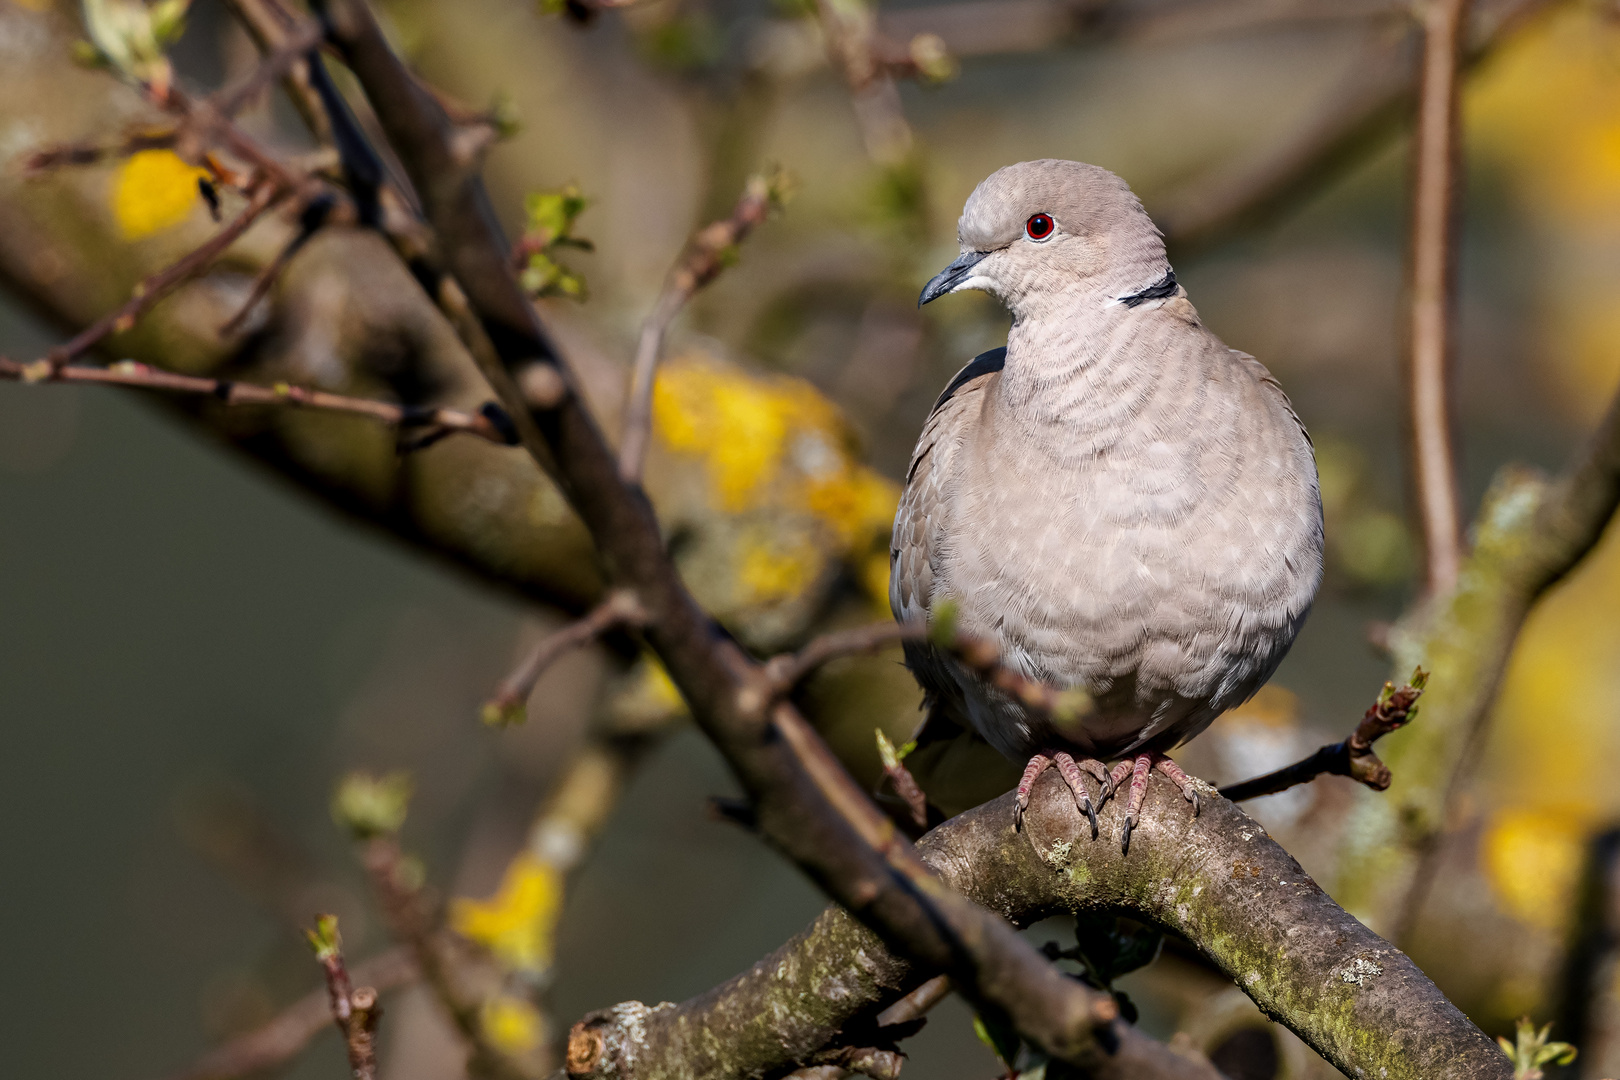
[{"x1": 892, "y1": 160, "x2": 1323, "y2": 850}]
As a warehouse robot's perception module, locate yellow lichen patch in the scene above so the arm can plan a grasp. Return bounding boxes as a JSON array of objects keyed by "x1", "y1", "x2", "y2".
[
  {"x1": 650, "y1": 352, "x2": 900, "y2": 616},
  {"x1": 805, "y1": 465, "x2": 898, "y2": 550},
  {"x1": 449, "y1": 852, "x2": 562, "y2": 974},
  {"x1": 480, "y1": 994, "x2": 544, "y2": 1056},
  {"x1": 112, "y1": 149, "x2": 206, "y2": 239},
  {"x1": 1480, "y1": 807, "x2": 1585, "y2": 930},
  {"x1": 737, "y1": 528, "x2": 823, "y2": 605},
  {"x1": 1470, "y1": 11, "x2": 1620, "y2": 223},
  {"x1": 860, "y1": 551, "x2": 892, "y2": 610}
]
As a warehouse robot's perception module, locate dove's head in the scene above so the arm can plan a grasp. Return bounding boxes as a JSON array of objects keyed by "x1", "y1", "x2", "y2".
[{"x1": 918, "y1": 160, "x2": 1171, "y2": 317}]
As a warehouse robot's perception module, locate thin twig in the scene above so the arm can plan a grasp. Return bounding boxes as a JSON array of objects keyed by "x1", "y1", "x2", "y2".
[
  {"x1": 481, "y1": 590, "x2": 647, "y2": 727},
  {"x1": 221, "y1": 0, "x2": 335, "y2": 142},
  {"x1": 617, "y1": 173, "x2": 784, "y2": 484},
  {"x1": 218, "y1": 193, "x2": 336, "y2": 335},
  {"x1": 1406, "y1": 0, "x2": 1471, "y2": 595},
  {"x1": 814, "y1": 0, "x2": 918, "y2": 165},
  {"x1": 170, "y1": 947, "x2": 415, "y2": 1080},
  {"x1": 761, "y1": 620, "x2": 922, "y2": 695},
  {"x1": 306, "y1": 916, "x2": 381, "y2": 1080},
  {"x1": 1219, "y1": 669, "x2": 1428, "y2": 802},
  {"x1": 214, "y1": 18, "x2": 326, "y2": 118},
  {"x1": 0, "y1": 357, "x2": 518, "y2": 452},
  {"x1": 19, "y1": 128, "x2": 180, "y2": 173},
  {"x1": 40, "y1": 183, "x2": 282, "y2": 373}
]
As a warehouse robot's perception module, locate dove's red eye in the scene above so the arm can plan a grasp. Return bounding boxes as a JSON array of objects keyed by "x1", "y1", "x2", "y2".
[{"x1": 1025, "y1": 213, "x2": 1055, "y2": 241}]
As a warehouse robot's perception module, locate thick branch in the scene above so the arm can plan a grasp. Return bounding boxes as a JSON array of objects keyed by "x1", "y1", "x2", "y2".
[
  {"x1": 564, "y1": 776, "x2": 1509, "y2": 1080},
  {"x1": 1334, "y1": 362, "x2": 1620, "y2": 934}
]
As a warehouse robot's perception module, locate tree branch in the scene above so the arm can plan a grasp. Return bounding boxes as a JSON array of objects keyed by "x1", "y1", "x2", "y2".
[
  {"x1": 1154, "y1": 0, "x2": 1557, "y2": 251},
  {"x1": 0, "y1": 357, "x2": 519, "y2": 451},
  {"x1": 562, "y1": 775, "x2": 1510, "y2": 1080},
  {"x1": 1218, "y1": 668, "x2": 1426, "y2": 802},
  {"x1": 481, "y1": 589, "x2": 646, "y2": 727},
  {"x1": 37, "y1": 182, "x2": 281, "y2": 373},
  {"x1": 617, "y1": 172, "x2": 785, "y2": 485},
  {"x1": 305, "y1": 915, "x2": 382, "y2": 1080},
  {"x1": 1405, "y1": 0, "x2": 1470, "y2": 596},
  {"x1": 167, "y1": 947, "x2": 415, "y2": 1080},
  {"x1": 1333, "y1": 356, "x2": 1620, "y2": 937}
]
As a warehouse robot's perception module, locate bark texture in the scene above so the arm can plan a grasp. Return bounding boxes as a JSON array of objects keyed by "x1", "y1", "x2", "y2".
[{"x1": 568, "y1": 773, "x2": 1510, "y2": 1080}]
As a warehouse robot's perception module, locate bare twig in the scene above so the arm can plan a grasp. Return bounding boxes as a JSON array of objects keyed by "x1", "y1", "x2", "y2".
[
  {"x1": 170, "y1": 947, "x2": 415, "y2": 1080},
  {"x1": 305, "y1": 915, "x2": 381, "y2": 1080},
  {"x1": 214, "y1": 18, "x2": 325, "y2": 119},
  {"x1": 1219, "y1": 669, "x2": 1427, "y2": 802},
  {"x1": 760, "y1": 620, "x2": 922, "y2": 695},
  {"x1": 221, "y1": 0, "x2": 334, "y2": 142},
  {"x1": 1405, "y1": 0, "x2": 1471, "y2": 596},
  {"x1": 39, "y1": 182, "x2": 281, "y2": 373},
  {"x1": 218, "y1": 193, "x2": 336, "y2": 335},
  {"x1": 481, "y1": 590, "x2": 646, "y2": 727},
  {"x1": 0, "y1": 357, "x2": 519, "y2": 452},
  {"x1": 19, "y1": 127, "x2": 180, "y2": 173},
  {"x1": 813, "y1": 0, "x2": 918, "y2": 165},
  {"x1": 357, "y1": 835, "x2": 542, "y2": 1080},
  {"x1": 617, "y1": 173, "x2": 784, "y2": 484}
]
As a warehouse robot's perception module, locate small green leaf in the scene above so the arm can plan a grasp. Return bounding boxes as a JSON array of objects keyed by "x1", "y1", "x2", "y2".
[
  {"x1": 305, "y1": 913, "x2": 341, "y2": 960},
  {"x1": 973, "y1": 1010, "x2": 1020, "y2": 1067},
  {"x1": 331, "y1": 770, "x2": 413, "y2": 839}
]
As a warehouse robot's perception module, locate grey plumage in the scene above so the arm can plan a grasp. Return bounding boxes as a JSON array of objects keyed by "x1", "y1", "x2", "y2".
[{"x1": 892, "y1": 159, "x2": 1323, "y2": 785}]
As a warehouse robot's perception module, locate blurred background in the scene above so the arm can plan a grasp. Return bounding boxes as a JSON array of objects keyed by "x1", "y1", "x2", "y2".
[{"x1": 2, "y1": 0, "x2": 1620, "y2": 1076}]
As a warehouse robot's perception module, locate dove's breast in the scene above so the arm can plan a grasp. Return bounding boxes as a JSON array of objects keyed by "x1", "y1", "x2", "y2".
[{"x1": 891, "y1": 314, "x2": 1323, "y2": 761}]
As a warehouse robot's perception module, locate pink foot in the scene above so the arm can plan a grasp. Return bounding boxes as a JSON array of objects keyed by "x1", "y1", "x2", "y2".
[
  {"x1": 1101, "y1": 752, "x2": 1201, "y2": 853},
  {"x1": 1016, "y1": 750, "x2": 1111, "y2": 838}
]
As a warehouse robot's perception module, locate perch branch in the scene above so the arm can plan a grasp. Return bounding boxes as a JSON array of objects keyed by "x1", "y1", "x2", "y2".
[
  {"x1": 481, "y1": 589, "x2": 647, "y2": 727},
  {"x1": 1219, "y1": 669, "x2": 1427, "y2": 802},
  {"x1": 1405, "y1": 0, "x2": 1470, "y2": 595},
  {"x1": 562, "y1": 776, "x2": 1509, "y2": 1080},
  {"x1": 617, "y1": 174, "x2": 783, "y2": 484},
  {"x1": 0, "y1": 357, "x2": 519, "y2": 452}
]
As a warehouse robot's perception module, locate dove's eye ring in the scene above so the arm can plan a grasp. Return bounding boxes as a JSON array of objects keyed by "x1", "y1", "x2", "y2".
[{"x1": 1025, "y1": 213, "x2": 1055, "y2": 241}]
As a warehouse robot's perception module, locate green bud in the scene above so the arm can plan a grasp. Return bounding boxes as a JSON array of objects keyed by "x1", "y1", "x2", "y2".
[{"x1": 331, "y1": 770, "x2": 413, "y2": 839}]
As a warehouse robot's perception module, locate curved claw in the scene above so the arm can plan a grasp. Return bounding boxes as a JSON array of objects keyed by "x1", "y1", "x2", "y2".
[
  {"x1": 1083, "y1": 795, "x2": 1099, "y2": 841},
  {"x1": 1014, "y1": 795, "x2": 1027, "y2": 832},
  {"x1": 1120, "y1": 816, "x2": 1135, "y2": 854}
]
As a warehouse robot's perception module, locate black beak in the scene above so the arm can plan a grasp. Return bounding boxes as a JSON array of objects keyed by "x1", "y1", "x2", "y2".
[{"x1": 918, "y1": 250, "x2": 989, "y2": 307}]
